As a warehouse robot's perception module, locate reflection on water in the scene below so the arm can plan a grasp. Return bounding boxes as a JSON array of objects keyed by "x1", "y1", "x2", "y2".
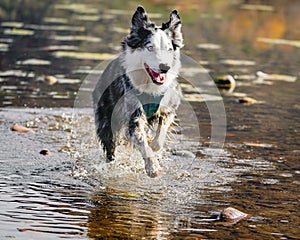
[{"x1": 0, "y1": 0, "x2": 300, "y2": 239}]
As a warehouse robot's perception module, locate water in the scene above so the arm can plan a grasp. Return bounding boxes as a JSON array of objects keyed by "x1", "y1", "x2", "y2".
[{"x1": 1, "y1": 0, "x2": 300, "y2": 239}]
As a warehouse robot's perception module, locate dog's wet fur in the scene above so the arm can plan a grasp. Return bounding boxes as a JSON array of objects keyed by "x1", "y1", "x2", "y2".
[{"x1": 92, "y1": 6, "x2": 183, "y2": 177}]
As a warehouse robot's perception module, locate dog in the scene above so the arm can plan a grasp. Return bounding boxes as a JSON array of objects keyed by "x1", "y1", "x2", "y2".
[{"x1": 92, "y1": 6, "x2": 184, "y2": 177}]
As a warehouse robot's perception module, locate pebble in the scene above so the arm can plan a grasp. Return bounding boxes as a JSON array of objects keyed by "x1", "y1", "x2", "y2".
[
  {"x1": 172, "y1": 150, "x2": 195, "y2": 158},
  {"x1": 45, "y1": 75, "x2": 58, "y2": 85},
  {"x1": 11, "y1": 124, "x2": 35, "y2": 133},
  {"x1": 214, "y1": 75, "x2": 236, "y2": 94},
  {"x1": 39, "y1": 149, "x2": 51, "y2": 155},
  {"x1": 238, "y1": 96, "x2": 257, "y2": 104},
  {"x1": 222, "y1": 207, "x2": 248, "y2": 223}
]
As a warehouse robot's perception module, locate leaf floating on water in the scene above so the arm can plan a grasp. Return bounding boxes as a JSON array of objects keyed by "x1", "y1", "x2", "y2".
[
  {"x1": 257, "y1": 38, "x2": 300, "y2": 48},
  {"x1": 197, "y1": 43, "x2": 221, "y2": 50},
  {"x1": 17, "y1": 59, "x2": 51, "y2": 66},
  {"x1": 4, "y1": 28, "x2": 34, "y2": 36},
  {"x1": 220, "y1": 59, "x2": 256, "y2": 66},
  {"x1": 49, "y1": 35, "x2": 101, "y2": 42},
  {"x1": 52, "y1": 51, "x2": 115, "y2": 60}
]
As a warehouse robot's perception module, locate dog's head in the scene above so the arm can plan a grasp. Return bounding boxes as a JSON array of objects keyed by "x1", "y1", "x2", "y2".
[{"x1": 122, "y1": 6, "x2": 183, "y2": 94}]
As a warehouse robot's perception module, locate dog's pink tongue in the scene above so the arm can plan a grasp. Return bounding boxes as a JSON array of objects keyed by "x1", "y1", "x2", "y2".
[{"x1": 152, "y1": 71, "x2": 165, "y2": 83}]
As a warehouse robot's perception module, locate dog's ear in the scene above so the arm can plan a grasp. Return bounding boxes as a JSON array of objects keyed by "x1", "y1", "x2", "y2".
[
  {"x1": 131, "y1": 6, "x2": 149, "y2": 32},
  {"x1": 161, "y1": 10, "x2": 184, "y2": 49},
  {"x1": 125, "y1": 6, "x2": 152, "y2": 48}
]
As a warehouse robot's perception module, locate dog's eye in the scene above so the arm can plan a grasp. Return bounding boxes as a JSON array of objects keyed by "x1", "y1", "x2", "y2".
[
  {"x1": 147, "y1": 46, "x2": 154, "y2": 51},
  {"x1": 168, "y1": 48, "x2": 173, "y2": 52}
]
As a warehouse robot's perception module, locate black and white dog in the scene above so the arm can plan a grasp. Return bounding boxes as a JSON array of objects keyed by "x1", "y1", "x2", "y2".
[{"x1": 92, "y1": 6, "x2": 183, "y2": 177}]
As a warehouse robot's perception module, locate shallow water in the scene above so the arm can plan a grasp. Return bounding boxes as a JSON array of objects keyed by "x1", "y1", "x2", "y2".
[{"x1": 1, "y1": 0, "x2": 300, "y2": 239}]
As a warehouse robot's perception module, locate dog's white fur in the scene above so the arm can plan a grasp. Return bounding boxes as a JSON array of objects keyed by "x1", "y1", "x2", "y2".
[
  {"x1": 93, "y1": 6, "x2": 183, "y2": 177},
  {"x1": 121, "y1": 28, "x2": 181, "y2": 95}
]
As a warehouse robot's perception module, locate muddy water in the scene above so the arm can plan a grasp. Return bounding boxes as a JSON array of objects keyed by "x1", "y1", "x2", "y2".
[{"x1": 1, "y1": 0, "x2": 300, "y2": 239}]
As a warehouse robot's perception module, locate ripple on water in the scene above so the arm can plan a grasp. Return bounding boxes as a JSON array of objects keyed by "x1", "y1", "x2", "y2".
[{"x1": 0, "y1": 108, "x2": 277, "y2": 239}]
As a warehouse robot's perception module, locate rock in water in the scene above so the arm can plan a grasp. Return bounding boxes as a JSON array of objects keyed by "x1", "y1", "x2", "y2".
[
  {"x1": 222, "y1": 207, "x2": 248, "y2": 223},
  {"x1": 238, "y1": 96, "x2": 257, "y2": 104},
  {"x1": 214, "y1": 75, "x2": 236, "y2": 93},
  {"x1": 45, "y1": 75, "x2": 58, "y2": 85},
  {"x1": 39, "y1": 149, "x2": 51, "y2": 155},
  {"x1": 11, "y1": 124, "x2": 35, "y2": 133}
]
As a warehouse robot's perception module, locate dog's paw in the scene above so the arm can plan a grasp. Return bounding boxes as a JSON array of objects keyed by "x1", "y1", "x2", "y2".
[{"x1": 144, "y1": 157, "x2": 162, "y2": 178}]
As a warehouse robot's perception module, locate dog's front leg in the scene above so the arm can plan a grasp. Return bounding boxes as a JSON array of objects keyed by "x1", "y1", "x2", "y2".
[
  {"x1": 150, "y1": 110, "x2": 175, "y2": 152},
  {"x1": 129, "y1": 109, "x2": 162, "y2": 178}
]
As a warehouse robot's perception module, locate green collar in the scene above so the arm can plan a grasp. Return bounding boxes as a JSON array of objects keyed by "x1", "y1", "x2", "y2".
[{"x1": 136, "y1": 92, "x2": 164, "y2": 119}]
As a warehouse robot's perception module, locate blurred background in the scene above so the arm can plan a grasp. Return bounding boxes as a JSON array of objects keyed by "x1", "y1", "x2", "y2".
[
  {"x1": 0, "y1": 0, "x2": 299, "y2": 107},
  {"x1": 0, "y1": 1, "x2": 299, "y2": 239}
]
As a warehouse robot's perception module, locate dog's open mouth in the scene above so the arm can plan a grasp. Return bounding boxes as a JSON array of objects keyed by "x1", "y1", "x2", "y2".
[{"x1": 144, "y1": 63, "x2": 165, "y2": 85}]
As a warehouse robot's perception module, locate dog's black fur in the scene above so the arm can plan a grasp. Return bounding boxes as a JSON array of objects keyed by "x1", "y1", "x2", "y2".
[{"x1": 92, "y1": 6, "x2": 183, "y2": 177}]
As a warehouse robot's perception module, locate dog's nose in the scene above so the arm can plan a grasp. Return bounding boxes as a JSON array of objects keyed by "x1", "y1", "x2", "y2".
[{"x1": 159, "y1": 63, "x2": 170, "y2": 73}]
